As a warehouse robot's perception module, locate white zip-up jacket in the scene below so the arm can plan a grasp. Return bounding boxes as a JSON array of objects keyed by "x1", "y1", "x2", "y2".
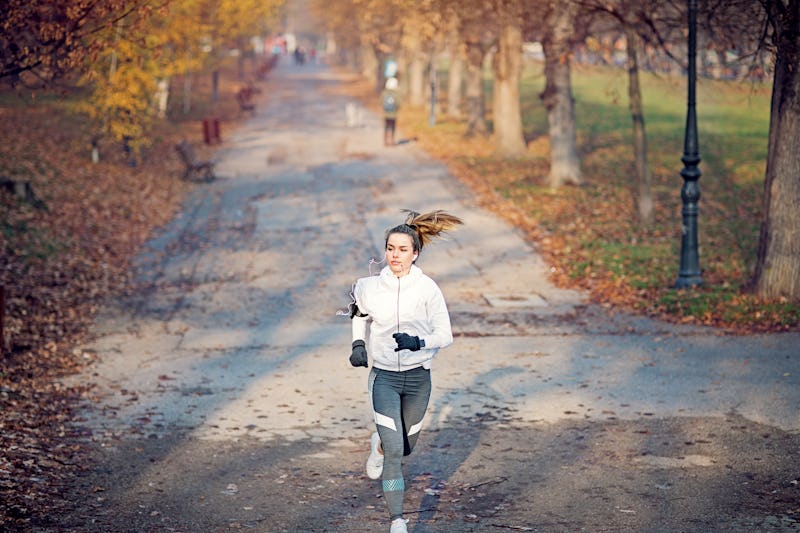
[{"x1": 352, "y1": 264, "x2": 453, "y2": 372}]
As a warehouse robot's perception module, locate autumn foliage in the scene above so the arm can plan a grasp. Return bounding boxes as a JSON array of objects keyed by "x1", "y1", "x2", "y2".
[
  {"x1": 0, "y1": 0, "x2": 143, "y2": 81},
  {"x1": 2, "y1": 0, "x2": 285, "y2": 523},
  {"x1": 340, "y1": 67, "x2": 799, "y2": 333},
  {"x1": 0, "y1": 51, "x2": 270, "y2": 526}
]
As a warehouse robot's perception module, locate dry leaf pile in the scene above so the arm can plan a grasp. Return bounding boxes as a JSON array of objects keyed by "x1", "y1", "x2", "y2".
[
  {"x1": 0, "y1": 53, "x2": 272, "y2": 527},
  {"x1": 0, "y1": 72, "x2": 250, "y2": 525}
]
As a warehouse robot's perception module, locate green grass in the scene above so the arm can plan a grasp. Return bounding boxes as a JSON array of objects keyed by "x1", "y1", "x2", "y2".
[
  {"x1": 541, "y1": 62, "x2": 778, "y2": 327},
  {"x1": 426, "y1": 58, "x2": 792, "y2": 330},
  {"x1": 577, "y1": 240, "x2": 675, "y2": 289},
  {"x1": 1, "y1": 219, "x2": 66, "y2": 262}
]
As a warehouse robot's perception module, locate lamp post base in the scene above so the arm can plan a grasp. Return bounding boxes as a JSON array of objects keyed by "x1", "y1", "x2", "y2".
[{"x1": 675, "y1": 274, "x2": 703, "y2": 289}]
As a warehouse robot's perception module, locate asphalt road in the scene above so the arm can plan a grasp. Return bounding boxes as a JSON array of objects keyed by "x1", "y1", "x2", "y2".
[{"x1": 53, "y1": 59, "x2": 800, "y2": 533}]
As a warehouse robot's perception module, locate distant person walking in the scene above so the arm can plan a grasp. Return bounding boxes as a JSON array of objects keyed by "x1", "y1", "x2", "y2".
[
  {"x1": 347, "y1": 209, "x2": 462, "y2": 533},
  {"x1": 381, "y1": 77, "x2": 400, "y2": 146},
  {"x1": 293, "y1": 46, "x2": 305, "y2": 65}
]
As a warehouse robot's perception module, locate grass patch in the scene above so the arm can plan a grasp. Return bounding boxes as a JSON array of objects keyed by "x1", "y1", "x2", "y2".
[
  {"x1": 1, "y1": 218, "x2": 66, "y2": 262},
  {"x1": 400, "y1": 59, "x2": 793, "y2": 332}
]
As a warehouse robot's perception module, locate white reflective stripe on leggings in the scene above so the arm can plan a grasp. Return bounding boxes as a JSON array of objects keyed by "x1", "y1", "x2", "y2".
[
  {"x1": 407, "y1": 418, "x2": 424, "y2": 436},
  {"x1": 374, "y1": 411, "x2": 397, "y2": 431}
]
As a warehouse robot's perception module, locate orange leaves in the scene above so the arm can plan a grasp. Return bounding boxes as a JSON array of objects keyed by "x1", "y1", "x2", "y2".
[
  {"x1": 0, "y1": 57, "x2": 259, "y2": 527},
  {"x1": 387, "y1": 89, "x2": 798, "y2": 333},
  {"x1": 1, "y1": 0, "x2": 135, "y2": 83},
  {"x1": 0, "y1": 109, "x2": 189, "y2": 528}
]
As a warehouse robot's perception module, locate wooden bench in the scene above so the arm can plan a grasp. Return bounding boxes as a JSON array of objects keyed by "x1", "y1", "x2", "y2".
[
  {"x1": 256, "y1": 54, "x2": 279, "y2": 80},
  {"x1": 236, "y1": 88, "x2": 256, "y2": 114},
  {"x1": 257, "y1": 62, "x2": 270, "y2": 81},
  {"x1": 174, "y1": 140, "x2": 215, "y2": 181}
]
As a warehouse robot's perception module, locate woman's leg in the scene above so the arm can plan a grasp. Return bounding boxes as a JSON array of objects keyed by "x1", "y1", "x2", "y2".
[
  {"x1": 369, "y1": 369, "x2": 406, "y2": 520},
  {"x1": 384, "y1": 118, "x2": 392, "y2": 145},
  {"x1": 400, "y1": 367, "x2": 432, "y2": 456},
  {"x1": 369, "y1": 368, "x2": 432, "y2": 521}
]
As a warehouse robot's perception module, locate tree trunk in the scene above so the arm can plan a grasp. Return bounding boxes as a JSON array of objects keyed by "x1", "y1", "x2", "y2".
[
  {"x1": 409, "y1": 57, "x2": 427, "y2": 106},
  {"x1": 492, "y1": 17, "x2": 526, "y2": 157},
  {"x1": 182, "y1": 71, "x2": 192, "y2": 114},
  {"x1": 464, "y1": 40, "x2": 488, "y2": 137},
  {"x1": 625, "y1": 29, "x2": 653, "y2": 224},
  {"x1": 753, "y1": 3, "x2": 800, "y2": 301},
  {"x1": 447, "y1": 40, "x2": 464, "y2": 118},
  {"x1": 714, "y1": 48, "x2": 728, "y2": 80},
  {"x1": 212, "y1": 69, "x2": 219, "y2": 102},
  {"x1": 345, "y1": 48, "x2": 357, "y2": 71},
  {"x1": 374, "y1": 49, "x2": 387, "y2": 93},
  {"x1": 397, "y1": 52, "x2": 409, "y2": 94},
  {"x1": 540, "y1": 5, "x2": 582, "y2": 188},
  {"x1": 326, "y1": 32, "x2": 337, "y2": 60},
  {"x1": 407, "y1": 32, "x2": 426, "y2": 107},
  {"x1": 360, "y1": 40, "x2": 378, "y2": 83},
  {"x1": 697, "y1": 27, "x2": 711, "y2": 78},
  {"x1": 156, "y1": 78, "x2": 170, "y2": 119}
]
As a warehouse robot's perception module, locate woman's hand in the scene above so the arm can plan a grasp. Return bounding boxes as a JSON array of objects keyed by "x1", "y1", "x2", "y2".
[
  {"x1": 393, "y1": 332, "x2": 425, "y2": 352},
  {"x1": 350, "y1": 340, "x2": 369, "y2": 367}
]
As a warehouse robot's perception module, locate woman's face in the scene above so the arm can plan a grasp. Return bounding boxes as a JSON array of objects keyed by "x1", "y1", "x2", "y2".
[{"x1": 385, "y1": 232, "x2": 416, "y2": 277}]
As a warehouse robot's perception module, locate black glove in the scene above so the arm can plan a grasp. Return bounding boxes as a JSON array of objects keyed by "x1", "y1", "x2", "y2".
[
  {"x1": 349, "y1": 340, "x2": 368, "y2": 367},
  {"x1": 393, "y1": 332, "x2": 425, "y2": 352}
]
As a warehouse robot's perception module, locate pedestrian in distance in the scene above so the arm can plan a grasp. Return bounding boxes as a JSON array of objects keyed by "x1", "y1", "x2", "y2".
[
  {"x1": 382, "y1": 77, "x2": 400, "y2": 146},
  {"x1": 347, "y1": 209, "x2": 463, "y2": 533}
]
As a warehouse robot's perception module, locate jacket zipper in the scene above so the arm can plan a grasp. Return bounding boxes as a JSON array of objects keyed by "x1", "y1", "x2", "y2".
[{"x1": 396, "y1": 278, "x2": 401, "y2": 371}]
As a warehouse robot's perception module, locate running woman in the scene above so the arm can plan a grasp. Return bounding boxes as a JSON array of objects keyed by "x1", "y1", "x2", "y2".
[{"x1": 348, "y1": 209, "x2": 462, "y2": 533}]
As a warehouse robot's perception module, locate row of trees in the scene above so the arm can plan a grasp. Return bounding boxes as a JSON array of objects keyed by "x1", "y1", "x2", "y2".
[
  {"x1": 311, "y1": 0, "x2": 800, "y2": 303},
  {"x1": 1, "y1": 0, "x2": 284, "y2": 150}
]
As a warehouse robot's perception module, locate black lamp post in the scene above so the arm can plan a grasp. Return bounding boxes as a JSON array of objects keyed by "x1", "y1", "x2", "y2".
[{"x1": 676, "y1": 0, "x2": 703, "y2": 288}]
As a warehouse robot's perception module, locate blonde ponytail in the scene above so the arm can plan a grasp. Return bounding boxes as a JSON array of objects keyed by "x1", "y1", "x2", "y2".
[{"x1": 385, "y1": 209, "x2": 463, "y2": 251}]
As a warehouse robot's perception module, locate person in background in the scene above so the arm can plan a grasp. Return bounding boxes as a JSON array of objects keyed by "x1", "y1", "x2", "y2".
[
  {"x1": 381, "y1": 77, "x2": 400, "y2": 146},
  {"x1": 347, "y1": 209, "x2": 463, "y2": 533}
]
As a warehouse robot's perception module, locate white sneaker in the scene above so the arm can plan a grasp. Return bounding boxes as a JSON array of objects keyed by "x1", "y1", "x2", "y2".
[
  {"x1": 390, "y1": 518, "x2": 408, "y2": 533},
  {"x1": 366, "y1": 431, "x2": 384, "y2": 479}
]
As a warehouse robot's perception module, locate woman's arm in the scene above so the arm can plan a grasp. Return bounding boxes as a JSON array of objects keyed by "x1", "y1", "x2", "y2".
[
  {"x1": 420, "y1": 285, "x2": 453, "y2": 350},
  {"x1": 352, "y1": 314, "x2": 368, "y2": 342}
]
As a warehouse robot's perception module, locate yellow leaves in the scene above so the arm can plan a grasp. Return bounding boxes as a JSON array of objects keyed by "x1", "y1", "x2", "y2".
[
  {"x1": 526, "y1": 136, "x2": 550, "y2": 157},
  {"x1": 316, "y1": 0, "x2": 441, "y2": 54},
  {"x1": 80, "y1": 0, "x2": 241, "y2": 148},
  {"x1": 82, "y1": 45, "x2": 158, "y2": 148},
  {"x1": 5, "y1": 0, "x2": 283, "y2": 151},
  {"x1": 214, "y1": 0, "x2": 284, "y2": 40}
]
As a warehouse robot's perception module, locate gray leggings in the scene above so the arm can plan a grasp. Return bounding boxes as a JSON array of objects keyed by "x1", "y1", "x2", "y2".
[{"x1": 368, "y1": 366, "x2": 432, "y2": 520}]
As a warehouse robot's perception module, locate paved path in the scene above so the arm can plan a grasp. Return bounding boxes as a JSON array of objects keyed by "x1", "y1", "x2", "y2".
[{"x1": 65, "y1": 60, "x2": 800, "y2": 532}]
